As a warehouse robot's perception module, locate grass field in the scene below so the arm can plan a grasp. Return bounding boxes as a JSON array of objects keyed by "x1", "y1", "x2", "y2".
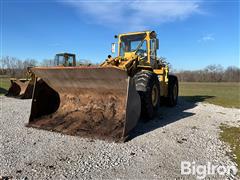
[
  {"x1": 0, "y1": 77, "x2": 10, "y2": 95},
  {"x1": 0, "y1": 78, "x2": 239, "y2": 108},
  {"x1": 220, "y1": 125, "x2": 240, "y2": 175},
  {"x1": 179, "y1": 82, "x2": 240, "y2": 108}
]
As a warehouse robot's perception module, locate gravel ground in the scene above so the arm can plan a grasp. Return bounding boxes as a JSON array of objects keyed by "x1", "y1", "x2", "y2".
[{"x1": 0, "y1": 96, "x2": 239, "y2": 179}]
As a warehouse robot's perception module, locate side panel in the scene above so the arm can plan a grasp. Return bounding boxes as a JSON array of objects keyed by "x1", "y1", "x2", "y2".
[{"x1": 153, "y1": 68, "x2": 169, "y2": 97}]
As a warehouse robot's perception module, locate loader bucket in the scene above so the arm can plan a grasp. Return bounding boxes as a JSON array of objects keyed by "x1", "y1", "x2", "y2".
[
  {"x1": 27, "y1": 67, "x2": 141, "y2": 142},
  {"x1": 6, "y1": 79, "x2": 33, "y2": 99}
]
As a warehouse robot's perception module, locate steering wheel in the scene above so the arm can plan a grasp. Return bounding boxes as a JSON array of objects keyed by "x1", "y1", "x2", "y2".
[
  {"x1": 136, "y1": 49, "x2": 147, "y2": 60},
  {"x1": 136, "y1": 49, "x2": 146, "y2": 57}
]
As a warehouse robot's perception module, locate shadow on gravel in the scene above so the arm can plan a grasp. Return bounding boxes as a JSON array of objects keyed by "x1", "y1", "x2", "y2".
[
  {"x1": 128, "y1": 95, "x2": 214, "y2": 141},
  {"x1": 0, "y1": 87, "x2": 8, "y2": 95}
]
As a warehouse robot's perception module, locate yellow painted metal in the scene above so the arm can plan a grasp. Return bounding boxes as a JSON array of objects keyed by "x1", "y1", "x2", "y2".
[
  {"x1": 117, "y1": 31, "x2": 151, "y2": 63},
  {"x1": 153, "y1": 69, "x2": 164, "y2": 75},
  {"x1": 124, "y1": 52, "x2": 136, "y2": 59},
  {"x1": 118, "y1": 31, "x2": 149, "y2": 36},
  {"x1": 103, "y1": 30, "x2": 170, "y2": 98},
  {"x1": 165, "y1": 65, "x2": 169, "y2": 83},
  {"x1": 153, "y1": 68, "x2": 168, "y2": 97},
  {"x1": 146, "y1": 31, "x2": 151, "y2": 64}
]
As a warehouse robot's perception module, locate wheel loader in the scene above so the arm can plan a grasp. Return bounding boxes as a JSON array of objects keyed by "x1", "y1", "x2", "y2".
[
  {"x1": 6, "y1": 53, "x2": 76, "y2": 99},
  {"x1": 27, "y1": 31, "x2": 178, "y2": 142}
]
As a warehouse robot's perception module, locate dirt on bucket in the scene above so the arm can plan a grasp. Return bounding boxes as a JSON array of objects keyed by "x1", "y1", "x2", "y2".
[{"x1": 27, "y1": 89, "x2": 128, "y2": 141}]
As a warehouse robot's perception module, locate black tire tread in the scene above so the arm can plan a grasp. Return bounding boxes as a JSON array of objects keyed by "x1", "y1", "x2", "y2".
[
  {"x1": 134, "y1": 71, "x2": 160, "y2": 119},
  {"x1": 166, "y1": 75, "x2": 178, "y2": 106}
]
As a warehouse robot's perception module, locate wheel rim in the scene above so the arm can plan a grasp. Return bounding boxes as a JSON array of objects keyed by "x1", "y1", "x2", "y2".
[
  {"x1": 173, "y1": 84, "x2": 178, "y2": 101},
  {"x1": 152, "y1": 84, "x2": 159, "y2": 107}
]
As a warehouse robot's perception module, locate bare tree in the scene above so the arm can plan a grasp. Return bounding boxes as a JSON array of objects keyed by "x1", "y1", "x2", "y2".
[
  {"x1": 41, "y1": 59, "x2": 55, "y2": 67},
  {"x1": 23, "y1": 59, "x2": 37, "y2": 68},
  {"x1": 175, "y1": 64, "x2": 240, "y2": 82},
  {"x1": 0, "y1": 56, "x2": 37, "y2": 77},
  {"x1": 223, "y1": 66, "x2": 240, "y2": 82}
]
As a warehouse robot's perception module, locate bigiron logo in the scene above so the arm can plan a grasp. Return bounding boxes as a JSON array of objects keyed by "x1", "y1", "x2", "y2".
[{"x1": 181, "y1": 161, "x2": 238, "y2": 179}]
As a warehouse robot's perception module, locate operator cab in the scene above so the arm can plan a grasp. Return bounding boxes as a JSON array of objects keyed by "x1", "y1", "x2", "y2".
[
  {"x1": 120, "y1": 33, "x2": 148, "y2": 61},
  {"x1": 54, "y1": 53, "x2": 76, "y2": 67},
  {"x1": 113, "y1": 31, "x2": 159, "y2": 67}
]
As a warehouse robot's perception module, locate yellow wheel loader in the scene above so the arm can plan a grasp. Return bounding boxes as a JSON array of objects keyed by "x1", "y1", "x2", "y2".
[
  {"x1": 27, "y1": 31, "x2": 178, "y2": 142},
  {"x1": 6, "y1": 53, "x2": 76, "y2": 99}
]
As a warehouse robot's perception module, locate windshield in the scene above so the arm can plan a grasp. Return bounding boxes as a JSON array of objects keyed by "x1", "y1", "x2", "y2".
[
  {"x1": 120, "y1": 33, "x2": 146, "y2": 56},
  {"x1": 54, "y1": 55, "x2": 64, "y2": 66},
  {"x1": 54, "y1": 54, "x2": 74, "y2": 66}
]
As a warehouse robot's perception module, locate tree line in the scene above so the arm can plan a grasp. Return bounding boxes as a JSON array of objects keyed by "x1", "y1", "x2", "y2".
[
  {"x1": 0, "y1": 56, "x2": 239, "y2": 82},
  {"x1": 0, "y1": 56, "x2": 94, "y2": 78},
  {"x1": 0, "y1": 56, "x2": 37, "y2": 78},
  {"x1": 174, "y1": 65, "x2": 240, "y2": 82}
]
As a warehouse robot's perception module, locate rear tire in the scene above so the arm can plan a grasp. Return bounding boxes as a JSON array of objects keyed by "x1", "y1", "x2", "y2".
[
  {"x1": 134, "y1": 71, "x2": 160, "y2": 119},
  {"x1": 166, "y1": 75, "x2": 178, "y2": 106}
]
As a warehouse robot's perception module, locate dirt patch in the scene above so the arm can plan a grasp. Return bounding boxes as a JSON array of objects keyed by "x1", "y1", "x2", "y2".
[{"x1": 28, "y1": 90, "x2": 127, "y2": 141}]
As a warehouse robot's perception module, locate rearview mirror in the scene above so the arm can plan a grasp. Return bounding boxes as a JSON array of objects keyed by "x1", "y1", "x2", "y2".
[{"x1": 111, "y1": 43, "x2": 116, "y2": 54}]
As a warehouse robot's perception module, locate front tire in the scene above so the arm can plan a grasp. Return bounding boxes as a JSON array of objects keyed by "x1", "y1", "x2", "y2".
[{"x1": 134, "y1": 71, "x2": 160, "y2": 119}]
